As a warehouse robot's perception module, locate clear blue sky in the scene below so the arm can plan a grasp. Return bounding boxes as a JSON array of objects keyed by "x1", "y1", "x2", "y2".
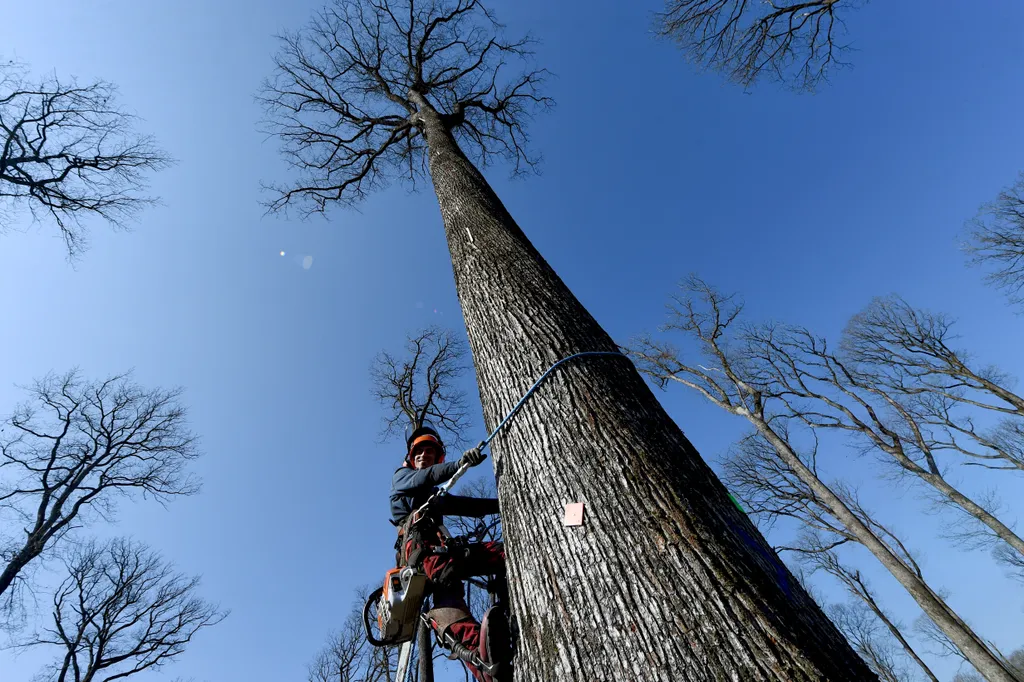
[{"x1": 2, "y1": 1, "x2": 1023, "y2": 680}]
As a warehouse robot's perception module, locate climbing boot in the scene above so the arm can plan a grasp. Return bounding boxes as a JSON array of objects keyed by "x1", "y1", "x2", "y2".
[{"x1": 479, "y1": 603, "x2": 513, "y2": 682}]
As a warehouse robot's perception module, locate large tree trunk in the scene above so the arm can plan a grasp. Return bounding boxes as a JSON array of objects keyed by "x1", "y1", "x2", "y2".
[{"x1": 410, "y1": 93, "x2": 875, "y2": 681}]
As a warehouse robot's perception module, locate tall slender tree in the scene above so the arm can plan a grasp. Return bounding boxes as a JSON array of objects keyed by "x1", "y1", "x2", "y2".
[
  {"x1": 825, "y1": 600, "x2": 911, "y2": 682},
  {"x1": 629, "y1": 277, "x2": 1020, "y2": 681},
  {"x1": 739, "y1": 308, "x2": 1024, "y2": 578},
  {"x1": 262, "y1": 2, "x2": 874, "y2": 678},
  {"x1": 722, "y1": 434, "x2": 940, "y2": 682}
]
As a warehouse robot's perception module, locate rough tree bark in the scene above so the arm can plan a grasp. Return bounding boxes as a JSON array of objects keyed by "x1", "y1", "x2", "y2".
[{"x1": 411, "y1": 93, "x2": 871, "y2": 680}]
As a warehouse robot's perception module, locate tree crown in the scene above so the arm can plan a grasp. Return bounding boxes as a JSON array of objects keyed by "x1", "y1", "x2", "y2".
[{"x1": 260, "y1": 0, "x2": 551, "y2": 215}]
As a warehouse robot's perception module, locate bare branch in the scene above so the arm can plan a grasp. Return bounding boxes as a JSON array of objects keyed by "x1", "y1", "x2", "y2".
[
  {"x1": 842, "y1": 296, "x2": 1024, "y2": 418},
  {"x1": 655, "y1": 0, "x2": 859, "y2": 91},
  {"x1": 825, "y1": 600, "x2": 914, "y2": 682},
  {"x1": 795, "y1": 541, "x2": 939, "y2": 682},
  {"x1": 0, "y1": 371, "x2": 200, "y2": 615},
  {"x1": 306, "y1": 585, "x2": 396, "y2": 682},
  {"x1": 964, "y1": 172, "x2": 1024, "y2": 307},
  {"x1": 632, "y1": 275, "x2": 1019, "y2": 680},
  {"x1": 260, "y1": 0, "x2": 552, "y2": 216},
  {"x1": 21, "y1": 538, "x2": 225, "y2": 682},
  {"x1": 370, "y1": 326, "x2": 472, "y2": 447},
  {"x1": 727, "y1": 316, "x2": 1024, "y2": 575},
  {"x1": 914, "y1": 610, "x2": 971, "y2": 665},
  {"x1": 0, "y1": 62, "x2": 172, "y2": 259}
]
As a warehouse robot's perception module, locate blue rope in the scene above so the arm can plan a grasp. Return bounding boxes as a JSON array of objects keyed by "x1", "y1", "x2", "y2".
[
  {"x1": 477, "y1": 351, "x2": 630, "y2": 451},
  {"x1": 432, "y1": 351, "x2": 628, "y2": 498}
]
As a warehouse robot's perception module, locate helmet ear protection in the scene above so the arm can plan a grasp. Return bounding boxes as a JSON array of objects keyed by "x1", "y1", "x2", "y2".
[{"x1": 405, "y1": 425, "x2": 446, "y2": 466}]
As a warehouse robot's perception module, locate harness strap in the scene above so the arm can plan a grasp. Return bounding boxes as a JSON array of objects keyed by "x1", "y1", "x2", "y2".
[{"x1": 395, "y1": 513, "x2": 453, "y2": 568}]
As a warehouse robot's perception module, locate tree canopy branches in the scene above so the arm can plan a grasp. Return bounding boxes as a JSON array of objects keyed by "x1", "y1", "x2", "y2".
[
  {"x1": 0, "y1": 371, "x2": 200, "y2": 611},
  {"x1": 0, "y1": 62, "x2": 171, "y2": 258},
  {"x1": 25, "y1": 538, "x2": 225, "y2": 682},
  {"x1": 965, "y1": 172, "x2": 1024, "y2": 307},
  {"x1": 656, "y1": 0, "x2": 858, "y2": 91},
  {"x1": 370, "y1": 326, "x2": 471, "y2": 447},
  {"x1": 260, "y1": 0, "x2": 552, "y2": 215}
]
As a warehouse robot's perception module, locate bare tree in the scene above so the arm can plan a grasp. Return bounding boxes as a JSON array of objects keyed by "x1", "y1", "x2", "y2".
[
  {"x1": 655, "y1": 0, "x2": 859, "y2": 91},
  {"x1": 259, "y1": 0, "x2": 550, "y2": 216},
  {"x1": 307, "y1": 594, "x2": 395, "y2": 682},
  {"x1": 722, "y1": 432, "x2": 940, "y2": 682},
  {"x1": 965, "y1": 172, "x2": 1024, "y2": 307},
  {"x1": 0, "y1": 371, "x2": 200, "y2": 616},
  {"x1": 842, "y1": 296, "x2": 1024, "y2": 468},
  {"x1": 826, "y1": 600, "x2": 910, "y2": 682},
  {"x1": 370, "y1": 326, "x2": 472, "y2": 446},
  {"x1": 21, "y1": 537, "x2": 225, "y2": 682},
  {"x1": 794, "y1": 538, "x2": 939, "y2": 682},
  {"x1": 0, "y1": 62, "x2": 171, "y2": 258},
  {"x1": 923, "y1": 631, "x2": 1024, "y2": 682},
  {"x1": 731, "y1": 305, "x2": 1024, "y2": 579},
  {"x1": 841, "y1": 297, "x2": 1024, "y2": 412},
  {"x1": 913, "y1": 611, "x2": 970, "y2": 666},
  {"x1": 262, "y1": 2, "x2": 877, "y2": 678},
  {"x1": 835, "y1": 296, "x2": 1024, "y2": 581},
  {"x1": 629, "y1": 276, "x2": 1020, "y2": 682}
]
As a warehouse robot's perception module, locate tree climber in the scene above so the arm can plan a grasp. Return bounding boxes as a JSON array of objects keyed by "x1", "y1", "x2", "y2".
[{"x1": 390, "y1": 424, "x2": 507, "y2": 682}]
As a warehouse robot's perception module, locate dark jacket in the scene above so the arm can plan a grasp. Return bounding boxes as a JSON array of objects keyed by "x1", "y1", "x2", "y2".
[{"x1": 390, "y1": 461, "x2": 499, "y2": 526}]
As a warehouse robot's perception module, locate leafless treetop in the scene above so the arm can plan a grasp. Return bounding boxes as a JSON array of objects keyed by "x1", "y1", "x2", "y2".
[
  {"x1": 0, "y1": 371, "x2": 199, "y2": 614},
  {"x1": 841, "y1": 296, "x2": 1024, "y2": 472},
  {"x1": 826, "y1": 599, "x2": 909, "y2": 682},
  {"x1": 965, "y1": 172, "x2": 1024, "y2": 307},
  {"x1": 25, "y1": 538, "x2": 225, "y2": 682},
  {"x1": 656, "y1": 0, "x2": 857, "y2": 91},
  {"x1": 370, "y1": 326, "x2": 472, "y2": 446},
  {"x1": 307, "y1": 586, "x2": 396, "y2": 682},
  {"x1": 260, "y1": 0, "x2": 551, "y2": 215},
  {"x1": 0, "y1": 62, "x2": 171, "y2": 258}
]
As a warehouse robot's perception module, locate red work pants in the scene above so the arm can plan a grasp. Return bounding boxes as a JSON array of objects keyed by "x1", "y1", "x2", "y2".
[{"x1": 409, "y1": 540, "x2": 505, "y2": 682}]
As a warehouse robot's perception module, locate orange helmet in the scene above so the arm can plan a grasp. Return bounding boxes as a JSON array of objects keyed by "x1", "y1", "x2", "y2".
[{"x1": 404, "y1": 424, "x2": 446, "y2": 466}]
